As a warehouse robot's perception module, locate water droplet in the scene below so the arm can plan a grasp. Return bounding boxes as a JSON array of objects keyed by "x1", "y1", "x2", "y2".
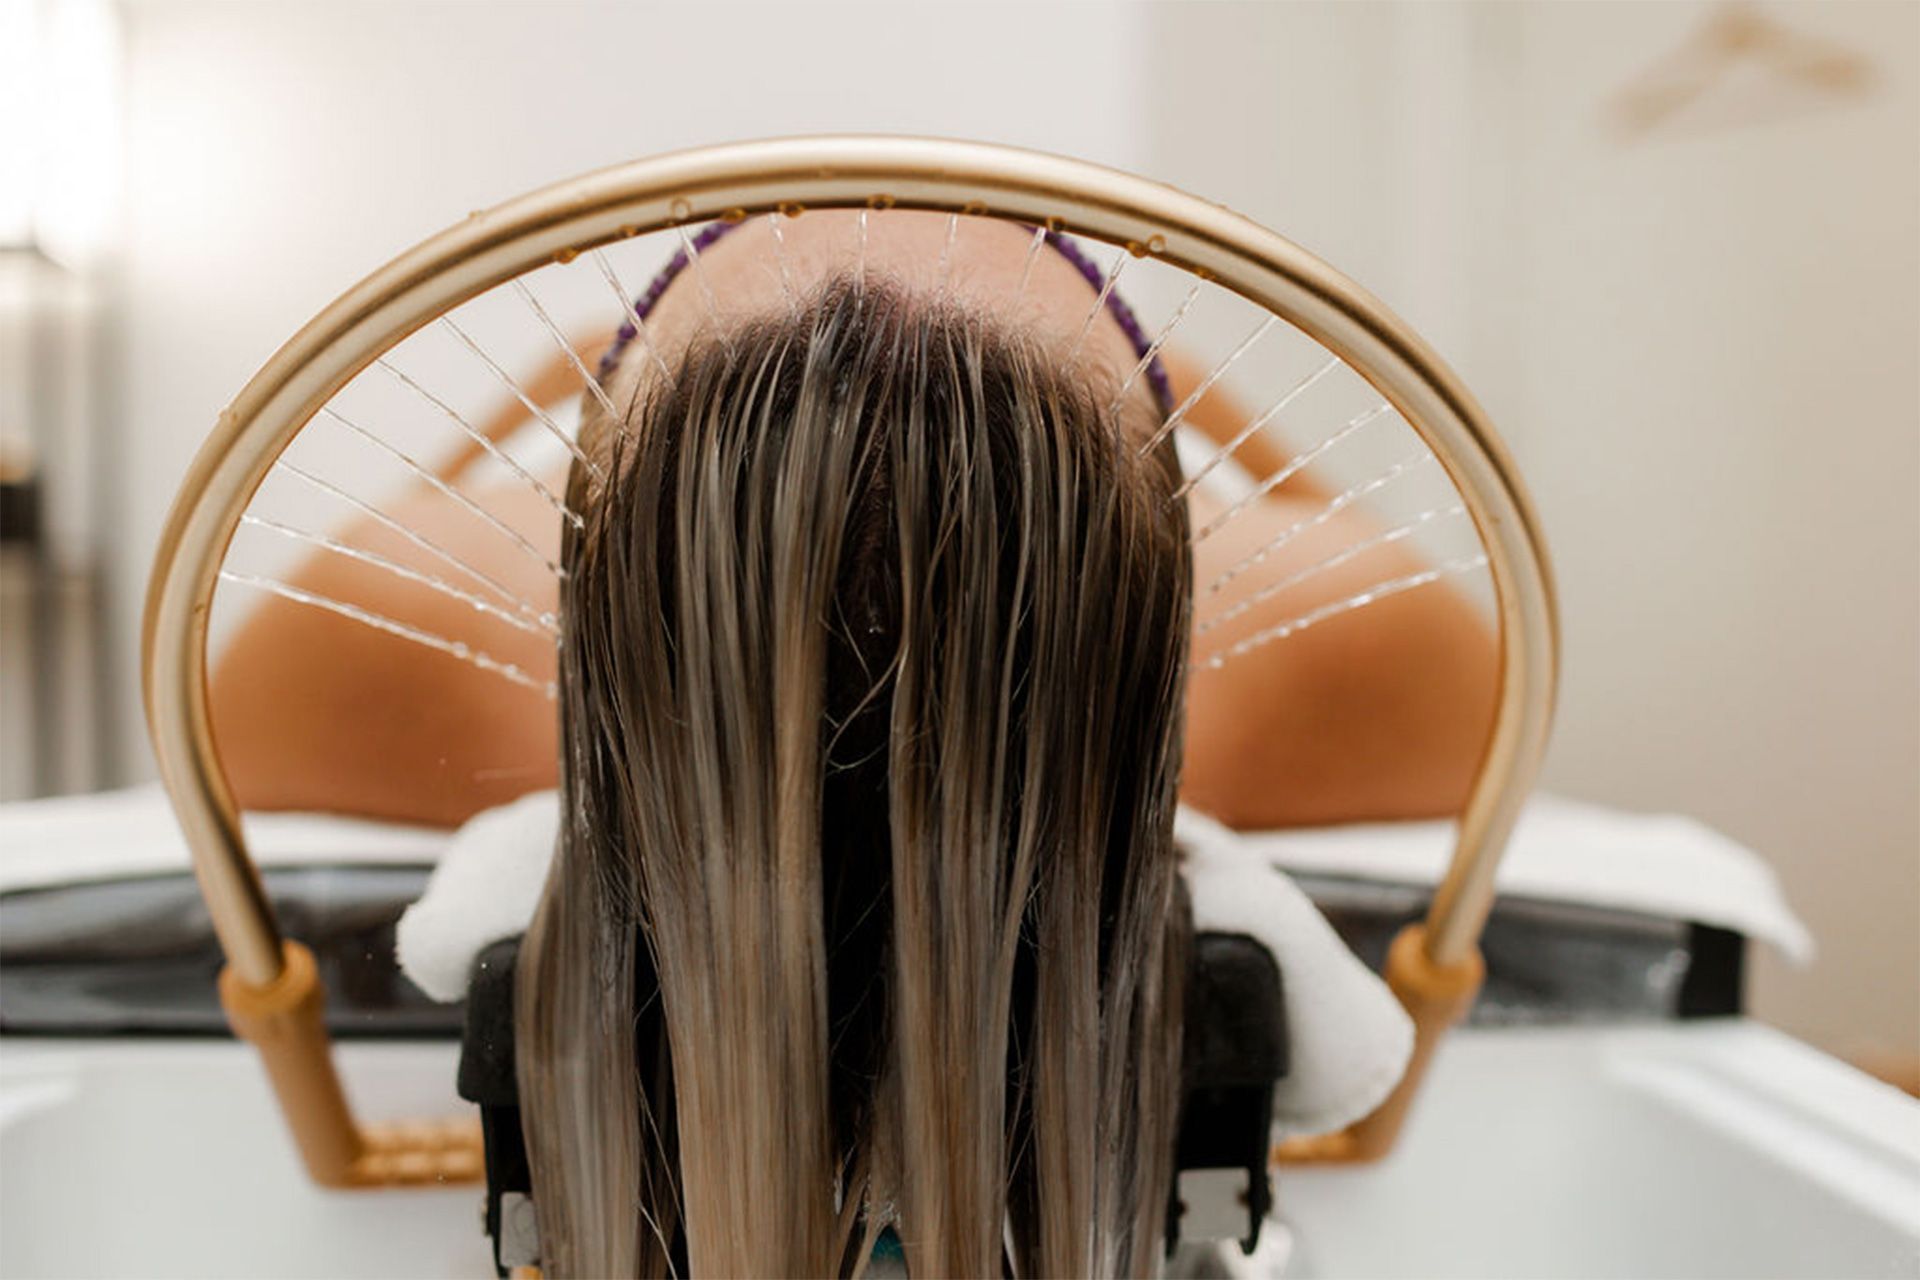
[
  {"x1": 867, "y1": 193, "x2": 896, "y2": 211},
  {"x1": 553, "y1": 247, "x2": 578, "y2": 265},
  {"x1": 720, "y1": 207, "x2": 748, "y2": 224},
  {"x1": 617, "y1": 224, "x2": 639, "y2": 239},
  {"x1": 960, "y1": 200, "x2": 988, "y2": 217},
  {"x1": 1043, "y1": 215, "x2": 1066, "y2": 233},
  {"x1": 778, "y1": 201, "x2": 805, "y2": 218},
  {"x1": 1147, "y1": 234, "x2": 1167, "y2": 255},
  {"x1": 1126, "y1": 240, "x2": 1147, "y2": 258},
  {"x1": 668, "y1": 198, "x2": 692, "y2": 222}
]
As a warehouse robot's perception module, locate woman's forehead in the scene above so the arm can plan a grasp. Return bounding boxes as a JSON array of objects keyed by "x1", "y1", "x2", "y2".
[{"x1": 639, "y1": 211, "x2": 1152, "y2": 403}]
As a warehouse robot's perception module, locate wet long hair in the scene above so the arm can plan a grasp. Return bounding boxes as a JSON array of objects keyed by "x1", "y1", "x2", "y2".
[{"x1": 517, "y1": 278, "x2": 1193, "y2": 1277}]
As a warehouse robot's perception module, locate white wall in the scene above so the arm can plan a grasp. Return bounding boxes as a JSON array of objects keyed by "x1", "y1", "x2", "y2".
[
  {"x1": 1489, "y1": 1, "x2": 1920, "y2": 1061},
  {"x1": 106, "y1": 1, "x2": 1918, "y2": 1059}
]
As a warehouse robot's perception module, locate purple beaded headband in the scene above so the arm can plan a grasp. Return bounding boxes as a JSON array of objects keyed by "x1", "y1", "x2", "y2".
[{"x1": 597, "y1": 218, "x2": 1176, "y2": 415}]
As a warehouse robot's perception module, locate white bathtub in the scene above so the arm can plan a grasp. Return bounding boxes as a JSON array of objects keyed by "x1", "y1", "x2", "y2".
[{"x1": 3, "y1": 1020, "x2": 1914, "y2": 1278}]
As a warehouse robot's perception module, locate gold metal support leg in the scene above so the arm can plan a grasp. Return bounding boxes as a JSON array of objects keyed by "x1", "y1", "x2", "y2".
[
  {"x1": 218, "y1": 940, "x2": 366, "y2": 1186},
  {"x1": 220, "y1": 940, "x2": 485, "y2": 1187}
]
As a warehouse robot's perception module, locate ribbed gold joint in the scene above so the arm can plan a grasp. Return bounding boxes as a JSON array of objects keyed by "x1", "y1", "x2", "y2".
[
  {"x1": 353, "y1": 1117, "x2": 486, "y2": 1187},
  {"x1": 1274, "y1": 922, "x2": 1485, "y2": 1165},
  {"x1": 219, "y1": 941, "x2": 484, "y2": 1188}
]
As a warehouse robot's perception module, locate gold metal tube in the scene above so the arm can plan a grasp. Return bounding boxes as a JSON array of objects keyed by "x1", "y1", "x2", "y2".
[{"x1": 143, "y1": 136, "x2": 1557, "y2": 1175}]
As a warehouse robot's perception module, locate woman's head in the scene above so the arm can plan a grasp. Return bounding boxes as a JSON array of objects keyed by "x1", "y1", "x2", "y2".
[{"x1": 519, "y1": 270, "x2": 1192, "y2": 1277}]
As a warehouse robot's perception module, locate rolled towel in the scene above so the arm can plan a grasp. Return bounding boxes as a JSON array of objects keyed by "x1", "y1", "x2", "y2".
[
  {"x1": 394, "y1": 788, "x2": 559, "y2": 1004},
  {"x1": 1176, "y1": 807, "x2": 1414, "y2": 1138}
]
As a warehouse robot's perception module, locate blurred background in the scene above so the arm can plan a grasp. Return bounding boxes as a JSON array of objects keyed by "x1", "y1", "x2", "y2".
[{"x1": 0, "y1": 0, "x2": 1913, "y2": 1075}]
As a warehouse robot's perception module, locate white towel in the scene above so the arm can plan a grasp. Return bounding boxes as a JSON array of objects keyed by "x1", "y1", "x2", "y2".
[
  {"x1": 1176, "y1": 807, "x2": 1415, "y2": 1138},
  {"x1": 392, "y1": 789, "x2": 560, "y2": 1006},
  {"x1": 1235, "y1": 794, "x2": 1814, "y2": 963},
  {"x1": 396, "y1": 792, "x2": 1415, "y2": 1140}
]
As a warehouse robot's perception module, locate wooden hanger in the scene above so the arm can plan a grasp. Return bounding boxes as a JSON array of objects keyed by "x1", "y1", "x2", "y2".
[{"x1": 1609, "y1": 2, "x2": 1872, "y2": 139}]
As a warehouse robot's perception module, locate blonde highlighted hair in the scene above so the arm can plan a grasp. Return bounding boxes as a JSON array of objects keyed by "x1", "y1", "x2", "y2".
[{"x1": 519, "y1": 279, "x2": 1192, "y2": 1277}]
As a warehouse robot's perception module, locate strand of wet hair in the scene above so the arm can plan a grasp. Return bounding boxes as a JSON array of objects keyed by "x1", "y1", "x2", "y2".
[
  {"x1": 767, "y1": 210, "x2": 800, "y2": 312},
  {"x1": 440, "y1": 316, "x2": 602, "y2": 481},
  {"x1": 675, "y1": 222, "x2": 725, "y2": 321},
  {"x1": 1064, "y1": 249, "x2": 1129, "y2": 364},
  {"x1": 1012, "y1": 225, "x2": 1048, "y2": 301},
  {"x1": 856, "y1": 207, "x2": 871, "y2": 291},
  {"x1": 1196, "y1": 503, "x2": 1467, "y2": 635},
  {"x1": 240, "y1": 512, "x2": 559, "y2": 637},
  {"x1": 1139, "y1": 315, "x2": 1278, "y2": 454},
  {"x1": 511, "y1": 278, "x2": 629, "y2": 429},
  {"x1": 376, "y1": 358, "x2": 583, "y2": 529},
  {"x1": 319, "y1": 406, "x2": 567, "y2": 578},
  {"x1": 936, "y1": 211, "x2": 961, "y2": 293},
  {"x1": 218, "y1": 570, "x2": 555, "y2": 695},
  {"x1": 274, "y1": 459, "x2": 559, "y2": 625},
  {"x1": 1202, "y1": 451, "x2": 1437, "y2": 593},
  {"x1": 1171, "y1": 356, "x2": 1339, "y2": 501},
  {"x1": 1108, "y1": 282, "x2": 1200, "y2": 415},
  {"x1": 1193, "y1": 402, "x2": 1393, "y2": 542},
  {"x1": 1197, "y1": 553, "x2": 1489, "y2": 669},
  {"x1": 587, "y1": 250, "x2": 673, "y2": 395}
]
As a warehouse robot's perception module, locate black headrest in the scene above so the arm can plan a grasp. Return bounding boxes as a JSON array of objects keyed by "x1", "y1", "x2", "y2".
[
  {"x1": 457, "y1": 938, "x2": 522, "y2": 1107},
  {"x1": 456, "y1": 928, "x2": 1291, "y2": 1268}
]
